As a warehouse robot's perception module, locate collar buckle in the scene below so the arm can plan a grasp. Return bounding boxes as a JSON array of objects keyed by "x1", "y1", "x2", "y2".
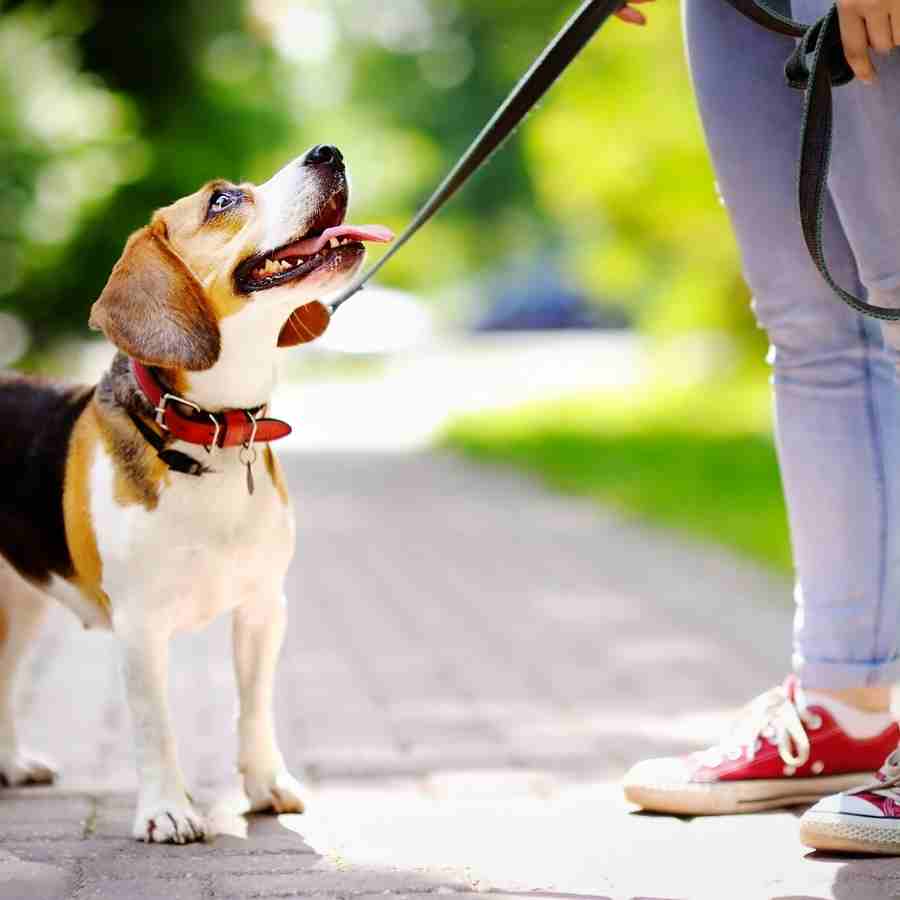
[
  {"x1": 155, "y1": 391, "x2": 199, "y2": 431},
  {"x1": 155, "y1": 391, "x2": 221, "y2": 451}
]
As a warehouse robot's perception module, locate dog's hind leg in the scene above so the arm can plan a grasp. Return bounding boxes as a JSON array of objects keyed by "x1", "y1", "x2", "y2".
[
  {"x1": 0, "y1": 558, "x2": 56, "y2": 786},
  {"x1": 233, "y1": 591, "x2": 305, "y2": 814}
]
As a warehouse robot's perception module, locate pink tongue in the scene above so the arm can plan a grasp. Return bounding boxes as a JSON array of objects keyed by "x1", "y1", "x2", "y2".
[{"x1": 273, "y1": 224, "x2": 394, "y2": 260}]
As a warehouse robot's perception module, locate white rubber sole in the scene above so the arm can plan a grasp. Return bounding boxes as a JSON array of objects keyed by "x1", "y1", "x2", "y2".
[
  {"x1": 623, "y1": 772, "x2": 872, "y2": 816},
  {"x1": 801, "y1": 811, "x2": 900, "y2": 855}
]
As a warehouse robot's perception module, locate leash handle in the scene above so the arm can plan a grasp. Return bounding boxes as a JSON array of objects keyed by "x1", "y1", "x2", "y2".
[
  {"x1": 327, "y1": 0, "x2": 624, "y2": 314},
  {"x1": 723, "y1": 0, "x2": 900, "y2": 320}
]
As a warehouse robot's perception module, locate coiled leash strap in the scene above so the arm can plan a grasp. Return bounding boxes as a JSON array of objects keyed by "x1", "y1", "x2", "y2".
[
  {"x1": 721, "y1": 0, "x2": 900, "y2": 320},
  {"x1": 327, "y1": 0, "x2": 625, "y2": 315}
]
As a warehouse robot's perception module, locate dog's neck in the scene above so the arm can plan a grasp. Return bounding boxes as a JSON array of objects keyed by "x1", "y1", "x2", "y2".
[{"x1": 178, "y1": 305, "x2": 289, "y2": 412}]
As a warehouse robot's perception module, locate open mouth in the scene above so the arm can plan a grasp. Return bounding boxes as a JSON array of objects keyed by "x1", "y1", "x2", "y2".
[{"x1": 235, "y1": 191, "x2": 393, "y2": 294}]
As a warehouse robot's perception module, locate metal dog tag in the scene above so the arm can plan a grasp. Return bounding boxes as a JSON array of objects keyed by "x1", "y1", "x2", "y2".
[{"x1": 239, "y1": 445, "x2": 258, "y2": 496}]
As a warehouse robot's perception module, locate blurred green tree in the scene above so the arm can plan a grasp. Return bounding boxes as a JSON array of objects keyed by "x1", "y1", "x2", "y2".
[
  {"x1": 0, "y1": 0, "x2": 760, "y2": 361},
  {"x1": 0, "y1": 0, "x2": 291, "y2": 345}
]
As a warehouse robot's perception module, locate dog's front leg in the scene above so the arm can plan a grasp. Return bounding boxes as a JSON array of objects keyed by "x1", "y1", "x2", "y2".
[
  {"x1": 116, "y1": 614, "x2": 205, "y2": 843},
  {"x1": 233, "y1": 593, "x2": 304, "y2": 814}
]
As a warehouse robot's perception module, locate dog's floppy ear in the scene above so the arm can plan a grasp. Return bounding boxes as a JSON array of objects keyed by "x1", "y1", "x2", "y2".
[
  {"x1": 89, "y1": 221, "x2": 221, "y2": 371},
  {"x1": 277, "y1": 301, "x2": 331, "y2": 347}
]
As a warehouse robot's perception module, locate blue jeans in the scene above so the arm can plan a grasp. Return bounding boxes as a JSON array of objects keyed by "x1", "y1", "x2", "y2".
[{"x1": 685, "y1": 0, "x2": 900, "y2": 686}]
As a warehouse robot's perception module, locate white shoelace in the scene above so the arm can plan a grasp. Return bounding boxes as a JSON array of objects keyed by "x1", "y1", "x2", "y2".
[
  {"x1": 852, "y1": 748, "x2": 900, "y2": 795},
  {"x1": 698, "y1": 683, "x2": 822, "y2": 769}
]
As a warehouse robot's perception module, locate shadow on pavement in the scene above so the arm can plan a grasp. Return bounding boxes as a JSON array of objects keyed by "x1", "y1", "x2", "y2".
[{"x1": 803, "y1": 851, "x2": 900, "y2": 900}]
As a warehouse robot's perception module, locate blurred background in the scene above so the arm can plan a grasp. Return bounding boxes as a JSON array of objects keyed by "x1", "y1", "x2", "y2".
[{"x1": 0, "y1": 0, "x2": 789, "y2": 573}]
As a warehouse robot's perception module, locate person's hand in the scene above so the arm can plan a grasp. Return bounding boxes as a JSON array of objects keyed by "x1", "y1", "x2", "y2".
[
  {"x1": 838, "y1": 0, "x2": 900, "y2": 83},
  {"x1": 615, "y1": 0, "x2": 654, "y2": 26}
]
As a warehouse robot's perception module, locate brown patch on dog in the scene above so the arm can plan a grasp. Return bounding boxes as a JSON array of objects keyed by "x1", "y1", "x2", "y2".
[
  {"x1": 263, "y1": 446, "x2": 289, "y2": 505},
  {"x1": 89, "y1": 219, "x2": 221, "y2": 371},
  {"x1": 63, "y1": 402, "x2": 110, "y2": 616},
  {"x1": 92, "y1": 355, "x2": 171, "y2": 511},
  {"x1": 153, "y1": 366, "x2": 191, "y2": 399},
  {"x1": 96, "y1": 410, "x2": 169, "y2": 511},
  {"x1": 162, "y1": 182, "x2": 255, "y2": 322},
  {"x1": 277, "y1": 301, "x2": 331, "y2": 347},
  {"x1": 207, "y1": 287, "x2": 247, "y2": 321}
]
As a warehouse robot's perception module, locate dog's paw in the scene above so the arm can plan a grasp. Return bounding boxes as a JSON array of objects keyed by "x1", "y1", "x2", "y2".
[
  {"x1": 0, "y1": 751, "x2": 57, "y2": 787},
  {"x1": 243, "y1": 769, "x2": 305, "y2": 814},
  {"x1": 133, "y1": 801, "x2": 206, "y2": 844}
]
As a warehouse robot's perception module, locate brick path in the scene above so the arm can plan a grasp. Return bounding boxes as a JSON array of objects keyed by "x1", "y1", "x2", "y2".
[{"x1": 5, "y1": 451, "x2": 898, "y2": 898}]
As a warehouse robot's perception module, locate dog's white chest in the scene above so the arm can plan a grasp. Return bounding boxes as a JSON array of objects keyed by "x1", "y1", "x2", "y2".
[{"x1": 91, "y1": 446, "x2": 294, "y2": 631}]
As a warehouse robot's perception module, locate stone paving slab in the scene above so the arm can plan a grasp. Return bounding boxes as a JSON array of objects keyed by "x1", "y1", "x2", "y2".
[{"x1": 3, "y1": 450, "x2": 893, "y2": 898}]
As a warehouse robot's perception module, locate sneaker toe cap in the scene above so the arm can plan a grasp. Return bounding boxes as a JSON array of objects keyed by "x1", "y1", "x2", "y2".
[
  {"x1": 623, "y1": 756, "x2": 692, "y2": 788},
  {"x1": 806, "y1": 790, "x2": 886, "y2": 817}
]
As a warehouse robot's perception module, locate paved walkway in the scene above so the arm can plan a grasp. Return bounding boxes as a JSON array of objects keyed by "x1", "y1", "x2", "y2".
[{"x1": 6, "y1": 450, "x2": 898, "y2": 899}]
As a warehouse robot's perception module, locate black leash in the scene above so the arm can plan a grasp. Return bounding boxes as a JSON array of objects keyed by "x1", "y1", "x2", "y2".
[
  {"x1": 332, "y1": 0, "x2": 898, "y2": 323},
  {"x1": 720, "y1": 0, "x2": 900, "y2": 320},
  {"x1": 327, "y1": 0, "x2": 625, "y2": 314}
]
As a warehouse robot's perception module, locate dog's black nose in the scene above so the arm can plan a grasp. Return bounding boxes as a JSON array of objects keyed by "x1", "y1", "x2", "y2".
[{"x1": 303, "y1": 144, "x2": 343, "y2": 168}]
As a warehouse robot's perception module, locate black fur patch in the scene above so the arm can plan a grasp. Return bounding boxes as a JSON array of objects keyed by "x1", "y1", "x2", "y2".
[{"x1": 0, "y1": 373, "x2": 94, "y2": 584}]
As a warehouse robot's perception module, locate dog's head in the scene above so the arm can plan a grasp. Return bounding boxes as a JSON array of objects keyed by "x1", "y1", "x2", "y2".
[{"x1": 89, "y1": 146, "x2": 392, "y2": 370}]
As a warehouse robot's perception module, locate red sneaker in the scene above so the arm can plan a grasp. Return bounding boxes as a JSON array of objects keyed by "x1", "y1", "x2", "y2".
[
  {"x1": 623, "y1": 677, "x2": 899, "y2": 815},
  {"x1": 801, "y1": 750, "x2": 900, "y2": 854}
]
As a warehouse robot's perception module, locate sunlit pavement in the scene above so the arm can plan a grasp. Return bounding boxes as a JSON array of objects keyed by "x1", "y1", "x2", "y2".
[{"x1": 5, "y1": 336, "x2": 893, "y2": 898}]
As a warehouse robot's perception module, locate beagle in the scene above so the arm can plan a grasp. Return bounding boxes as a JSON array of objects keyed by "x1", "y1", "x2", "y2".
[{"x1": 0, "y1": 146, "x2": 392, "y2": 844}]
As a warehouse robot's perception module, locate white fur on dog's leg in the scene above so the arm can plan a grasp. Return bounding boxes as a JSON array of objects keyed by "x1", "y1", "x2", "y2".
[
  {"x1": 233, "y1": 593, "x2": 303, "y2": 815},
  {"x1": 116, "y1": 611, "x2": 203, "y2": 844},
  {"x1": 134, "y1": 799, "x2": 206, "y2": 844},
  {"x1": 243, "y1": 768, "x2": 305, "y2": 814},
  {"x1": 0, "y1": 750, "x2": 57, "y2": 787},
  {"x1": 0, "y1": 566, "x2": 54, "y2": 789}
]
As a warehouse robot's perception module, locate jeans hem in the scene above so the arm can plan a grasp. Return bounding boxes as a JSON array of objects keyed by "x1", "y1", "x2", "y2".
[{"x1": 793, "y1": 653, "x2": 900, "y2": 688}]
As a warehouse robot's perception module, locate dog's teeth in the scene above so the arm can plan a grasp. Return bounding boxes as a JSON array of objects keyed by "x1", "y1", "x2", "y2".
[
  {"x1": 328, "y1": 237, "x2": 339, "y2": 249},
  {"x1": 279, "y1": 259, "x2": 291, "y2": 271}
]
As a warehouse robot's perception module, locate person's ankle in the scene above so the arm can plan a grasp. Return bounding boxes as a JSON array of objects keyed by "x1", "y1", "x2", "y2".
[{"x1": 809, "y1": 686, "x2": 891, "y2": 714}]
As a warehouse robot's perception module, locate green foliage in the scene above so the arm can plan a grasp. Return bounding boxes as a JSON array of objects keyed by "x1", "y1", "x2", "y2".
[
  {"x1": 1, "y1": 0, "x2": 756, "y2": 359},
  {"x1": 443, "y1": 378, "x2": 793, "y2": 572}
]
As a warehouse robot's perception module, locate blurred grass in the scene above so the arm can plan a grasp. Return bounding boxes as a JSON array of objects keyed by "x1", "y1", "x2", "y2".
[{"x1": 443, "y1": 374, "x2": 793, "y2": 573}]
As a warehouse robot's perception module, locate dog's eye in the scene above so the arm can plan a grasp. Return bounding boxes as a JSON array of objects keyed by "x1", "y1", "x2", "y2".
[{"x1": 207, "y1": 190, "x2": 241, "y2": 217}]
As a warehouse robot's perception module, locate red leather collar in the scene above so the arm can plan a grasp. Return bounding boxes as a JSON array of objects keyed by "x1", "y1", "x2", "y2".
[{"x1": 130, "y1": 359, "x2": 291, "y2": 449}]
